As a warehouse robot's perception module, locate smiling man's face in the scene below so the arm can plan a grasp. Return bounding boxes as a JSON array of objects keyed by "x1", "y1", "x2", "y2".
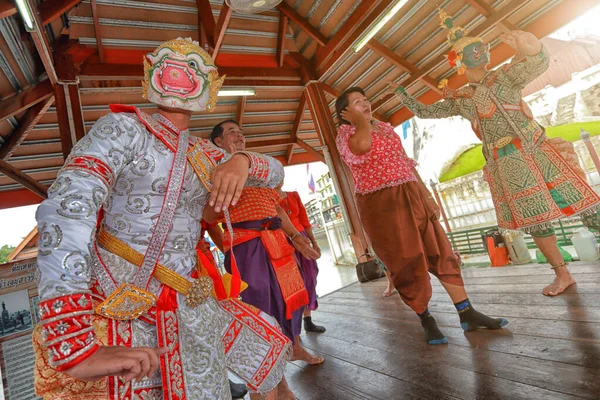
[{"x1": 215, "y1": 121, "x2": 245, "y2": 153}]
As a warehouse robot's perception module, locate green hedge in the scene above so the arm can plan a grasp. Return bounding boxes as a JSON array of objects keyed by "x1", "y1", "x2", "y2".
[{"x1": 439, "y1": 121, "x2": 600, "y2": 182}]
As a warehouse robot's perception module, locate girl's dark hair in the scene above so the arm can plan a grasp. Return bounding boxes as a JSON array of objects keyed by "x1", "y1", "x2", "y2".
[
  {"x1": 210, "y1": 119, "x2": 239, "y2": 144},
  {"x1": 335, "y1": 87, "x2": 366, "y2": 126}
]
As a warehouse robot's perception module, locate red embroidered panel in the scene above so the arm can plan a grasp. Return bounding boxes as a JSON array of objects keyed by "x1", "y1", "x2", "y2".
[{"x1": 63, "y1": 156, "x2": 115, "y2": 188}]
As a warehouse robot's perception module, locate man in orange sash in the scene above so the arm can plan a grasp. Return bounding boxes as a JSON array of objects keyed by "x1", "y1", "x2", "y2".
[{"x1": 206, "y1": 120, "x2": 324, "y2": 399}]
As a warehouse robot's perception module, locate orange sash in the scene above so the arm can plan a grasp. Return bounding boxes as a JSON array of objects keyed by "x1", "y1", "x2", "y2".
[{"x1": 224, "y1": 227, "x2": 308, "y2": 319}]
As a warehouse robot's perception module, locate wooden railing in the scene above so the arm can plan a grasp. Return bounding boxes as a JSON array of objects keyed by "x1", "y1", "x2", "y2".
[{"x1": 447, "y1": 220, "x2": 600, "y2": 255}]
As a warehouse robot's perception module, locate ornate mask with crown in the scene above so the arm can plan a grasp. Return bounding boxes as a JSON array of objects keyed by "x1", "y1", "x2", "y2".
[
  {"x1": 142, "y1": 37, "x2": 225, "y2": 112},
  {"x1": 438, "y1": 8, "x2": 490, "y2": 76}
]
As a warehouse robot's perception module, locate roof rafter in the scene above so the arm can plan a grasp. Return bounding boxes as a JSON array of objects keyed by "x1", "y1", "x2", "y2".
[
  {"x1": 0, "y1": 0, "x2": 17, "y2": 18},
  {"x1": 0, "y1": 79, "x2": 54, "y2": 122},
  {"x1": 0, "y1": 159, "x2": 48, "y2": 199},
  {"x1": 196, "y1": 0, "x2": 216, "y2": 49},
  {"x1": 236, "y1": 96, "x2": 246, "y2": 127},
  {"x1": 90, "y1": 0, "x2": 104, "y2": 62},
  {"x1": 463, "y1": 0, "x2": 518, "y2": 30},
  {"x1": 0, "y1": 97, "x2": 54, "y2": 160},
  {"x1": 278, "y1": 2, "x2": 327, "y2": 47},
  {"x1": 315, "y1": 0, "x2": 396, "y2": 75},
  {"x1": 39, "y1": 0, "x2": 82, "y2": 26},
  {"x1": 212, "y1": 1, "x2": 232, "y2": 59},
  {"x1": 366, "y1": 40, "x2": 441, "y2": 95},
  {"x1": 277, "y1": 11, "x2": 289, "y2": 68}
]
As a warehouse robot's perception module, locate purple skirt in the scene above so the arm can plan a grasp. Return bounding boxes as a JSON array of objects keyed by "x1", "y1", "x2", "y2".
[
  {"x1": 224, "y1": 218, "x2": 302, "y2": 342},
  {"x1": 295, "y1": 231, "x2": 319, "y2": 310}
]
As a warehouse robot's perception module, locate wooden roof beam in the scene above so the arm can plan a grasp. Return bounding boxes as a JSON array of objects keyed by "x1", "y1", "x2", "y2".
[
  {"x1": 0, "y1": 79, "x2": 54, "y2": 122},
  {"x1": 372, "y1": 0, "x2": 527, "y2": 112},
  {"x1": 0, "y1": 97, "x2": 54, "y2": 160},
  {"x1": 278, "y1": 2, "x2": 327, "y2": 47},
  {"x1": 246, "y1": 138, "x2": 295, "y2": 149},
  {"x1": 388, "y1": 0, "x2": 600, "y2": 126},
  {"x1": 39, "y1": 0, "x2": 82, "y2": 26},
  {"x1": 296, "y1": 139, "x2": 324, "y2": 163},
  {"x1": 212, "y1": 2, "x2": 232, "y2": 59},
  {"x1": 196, "y1": 0, "x2": 216, "y2": 49},
  {"x1": 463, "y1": 0, "x2": 518, "y2": 30},
  {"x1": 287, "y1": 92, "x2": 307, "y2": 164},
  {"x1": 315, "y1": 0, "x2": 396, "y2": 75},
  {"x1": 90, "y1": 0, "x2": 104, "y2": 62},
  {"x1": 0, "y1": 0, "x2": 17, "y2": 19},
  {"x1": 236, "y1": 96, "x2": 246, "y2": 127},
  {"x1": 366, "y1": 40, "x2": 441, "y2": 94},
  {"x1": 79, "y1": 63, "x2": 302, "y2": 80},
  {"x1": 54, "y1": 84, "x2": 74, "y2": 159},
  {"x1": 277, "y1": 11, "x2": 289, "y2": 68},
  {"x1": 0, "y1": 159, "x2": 47, "y2": 199}
]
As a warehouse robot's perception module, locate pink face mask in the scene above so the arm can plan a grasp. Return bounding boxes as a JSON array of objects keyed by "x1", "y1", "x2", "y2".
[{"x1": 143, "y1": 38, "x2": 225, "y2": 112}]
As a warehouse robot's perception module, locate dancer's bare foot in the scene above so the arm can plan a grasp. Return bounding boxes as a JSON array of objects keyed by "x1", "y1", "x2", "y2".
[
  {"x1": 383, "y1": 283, "x2": 395, "y2": 297},
  {"x1": 543, "y1": 268, "x2": 576, "y2": 296},
  {"x1": 291, "y1": 341, "x2": 324, "y2": 365},
  {"x1": 277, "y1": 377, "x2": 296, "y2": 400}
]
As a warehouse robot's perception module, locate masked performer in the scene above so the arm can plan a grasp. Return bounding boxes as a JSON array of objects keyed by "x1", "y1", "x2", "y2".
[
  {"x1": 393, "y1": 9, "x2": 600, "y2": 296},
  {"x1": 33, "y1": 38, "x2": 291, "y2": 400}
]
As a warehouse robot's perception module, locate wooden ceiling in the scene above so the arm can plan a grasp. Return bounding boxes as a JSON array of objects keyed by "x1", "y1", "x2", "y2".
[{"x1": 0, "y1": 0, "x2": 598, "y2": 209}]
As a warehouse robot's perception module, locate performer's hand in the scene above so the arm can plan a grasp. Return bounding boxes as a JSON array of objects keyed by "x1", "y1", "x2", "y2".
[
  {"x1": 311, "y1": 240, "x2": 322, "y2": 257},
  {"x1": 293, "y1": 235, "x2": 320, "y2": 260},
  {"x1": 340, "y1": 107, "x2": 367, "y2": 126},
  {"x1": 384, "y1": 80, "x2": 402, "y2": 94},
  {"x1": 498, "y1": 25, "x2": 541, "y2": 55},
  {"x1": 66, "y1": 346, "x2": 168, "y2": 382},
  {"x1": 210, "y1": 153, "x2": 250, "y2": 212}
]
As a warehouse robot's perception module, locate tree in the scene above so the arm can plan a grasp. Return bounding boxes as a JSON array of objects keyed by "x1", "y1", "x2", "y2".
[{"x1": 0, "y1": 245, "x2": 15, "y2": 264}]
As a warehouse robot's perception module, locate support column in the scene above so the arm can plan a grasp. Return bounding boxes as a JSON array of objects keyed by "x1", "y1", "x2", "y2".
[
  {"x1": 580, "y1": 128, "x2": 600, "y2": 175},
  {"x1": 305, "y1": 81, "x2": 370, "y2": 258}
]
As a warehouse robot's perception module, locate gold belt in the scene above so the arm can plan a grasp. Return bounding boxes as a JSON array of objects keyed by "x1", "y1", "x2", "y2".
[{"x1": 96, "y1": 228, "x2": 213, "y2": 319}]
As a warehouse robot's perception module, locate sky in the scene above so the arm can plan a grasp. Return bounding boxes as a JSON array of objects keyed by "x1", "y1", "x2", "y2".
[{"x1": 1, "y1": 4, "x2": 599, "y2": 248}]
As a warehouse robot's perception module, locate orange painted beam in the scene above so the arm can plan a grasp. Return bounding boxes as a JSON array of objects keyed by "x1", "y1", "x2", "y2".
[
  {"x1": 389, "y1": 0, "x2": 600, "y2": 126},
  {"x1": 0, "y1": 80, "x2": 54, "y2": 122},
  {"x1": 275, "y1": 151, "x2": 320, "y2": 167},
  {"x1": 315, "y1": 0, "x2": 396, "y2": 75},
  {"x1": 0, "y1": 159, "x2": 48, "y2": 199},
  {"x1": 0, "y1": 97, "x2": 54, "y2": 160},
  {"x1": 212, "y1": 2, "x2": 232, "y2": 59},
  {"x1": 366, "y1": 40, "x2": 441, "y2": 94},
  {"x1": 0, "y1": 188, "x2": 44, "y2": 210},
  {"x1": 196, "y1": 0, "x2": 216, "y2": 49},
  {"x1": 39, "y1": 0, "x2": 82, "y2": 26},
  {"x1": 236, "y1": 96, "x2": 246, "y2": 127},
  {"x1": 0, "y1": 0, "x2": 17, "y2": 19},
  {"x1": 277, "y1": 11, "x2": 289, "y2": 68}
]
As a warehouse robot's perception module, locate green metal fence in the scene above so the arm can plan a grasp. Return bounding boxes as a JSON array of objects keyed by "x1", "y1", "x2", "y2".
[{"x1": 446, "y1": 220, "x2": 600, "y2": 255}]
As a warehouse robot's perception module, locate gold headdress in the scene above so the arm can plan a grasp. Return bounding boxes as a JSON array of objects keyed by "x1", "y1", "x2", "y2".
[{"x1": 438, "y1": 8, "x2": 485, "y2": 75}]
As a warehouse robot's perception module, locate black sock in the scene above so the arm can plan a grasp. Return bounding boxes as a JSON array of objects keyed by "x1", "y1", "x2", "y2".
[
  {"x1": 303, "y1": 316, "x2": 326, "y2": 333},
  {"x1": 418, "y1": 309, "x2": 447, "y2": 345},
  {"x1": 455, "y1": 298, "x2": 508, "y2": 332}
]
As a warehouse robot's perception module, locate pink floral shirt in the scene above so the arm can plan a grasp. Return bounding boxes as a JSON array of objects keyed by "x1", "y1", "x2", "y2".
[{"x1": 336, "y1": 121, "x2": 417, "y2": 194}]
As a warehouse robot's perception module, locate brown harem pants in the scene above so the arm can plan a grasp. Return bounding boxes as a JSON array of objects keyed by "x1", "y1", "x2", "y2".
[{"x1": 356, "y1": 182, "x2": 464, "y2": 314}]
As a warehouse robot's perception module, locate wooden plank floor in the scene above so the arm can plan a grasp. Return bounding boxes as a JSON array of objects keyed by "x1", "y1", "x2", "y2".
[{"x1": 286, "y1": 262, "x2": 600, "y2": 400}]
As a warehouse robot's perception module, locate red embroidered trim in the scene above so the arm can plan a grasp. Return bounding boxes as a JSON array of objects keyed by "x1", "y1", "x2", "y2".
[
  {"x1": 220, "y1": 299, "x2": 290, "y2": 392},
  {"x1": 63, "y1": 156, "x2": 115, "y2": 187},
  {"x1": 108, "y1": 319, "x2": 133, "y2": 398},
  {"x1": 38, "y1": 293, "x2": 99, "y2": 371},
  {"x1": 242, "y1": 152, "x2": 271, "y2": 182}
]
